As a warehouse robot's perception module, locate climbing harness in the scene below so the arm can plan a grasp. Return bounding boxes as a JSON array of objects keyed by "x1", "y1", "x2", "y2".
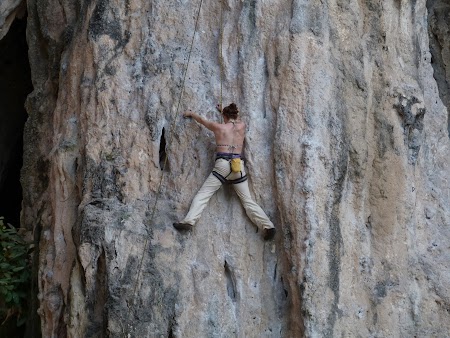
[
  {"x1": 215, "y1": 153, "x2": 242, "y2": 160},
  {"x1": 213, "y1": 152, "x2": 247, "y2": 184},
  {"x1": 212, "y1": 153, "x2": 248, "y2": 184}
]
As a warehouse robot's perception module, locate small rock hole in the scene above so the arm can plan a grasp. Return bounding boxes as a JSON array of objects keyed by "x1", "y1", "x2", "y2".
[
  {"x1": 224, "y1": 260, "x2": 237, "y2": 302},
  {"x1": 159, "y1": 128, "x2": 169, "y2": 171}
]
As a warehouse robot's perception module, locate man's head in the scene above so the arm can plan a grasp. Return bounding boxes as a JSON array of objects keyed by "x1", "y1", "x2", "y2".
[{"x1": 223, "y1": 103, "x2": 239, "y2": 120}]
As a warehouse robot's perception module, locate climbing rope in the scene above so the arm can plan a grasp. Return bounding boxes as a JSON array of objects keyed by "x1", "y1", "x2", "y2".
[
  {"x1": 219, "y1": 0, "x2": 224, "y2": 113},
  {"x1": 123, "y1": 0, "x2": 204, "y2": 334}
]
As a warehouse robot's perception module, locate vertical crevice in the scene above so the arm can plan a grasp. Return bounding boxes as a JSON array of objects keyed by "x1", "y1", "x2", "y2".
[
  {"x1": 86, "y1": 248, "x2": 107, "y2": 337},
  {"x1": 159, "y1": 127, "x2": 169, "y2": 171},
  {"x1": 167, "y1": 320, "x2": 174, "y2": 338},
  {"x1": 224, "y1": 260, "x2": 237, "y2": 302},
  {"x1": 427, "y1": 0, "x2": 450, "y2": 138},
  {"x1": 273, "y1": 263, "x2": 278, "y2": 281},
  {"x1": 280, "y1": 277, "x2": 288, "y2": 298},
  {"x1": 167, "y1": 312, "x2": 176, "y2": 338}
]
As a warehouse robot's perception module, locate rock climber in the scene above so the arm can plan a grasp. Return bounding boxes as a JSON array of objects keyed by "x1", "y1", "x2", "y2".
[{"x1": 173, "y1": 103, "x2": 276, "y2": 240}]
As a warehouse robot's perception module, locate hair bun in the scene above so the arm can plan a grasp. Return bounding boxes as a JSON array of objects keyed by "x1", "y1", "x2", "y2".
[{"x1": 224, "y1": 103, "x2": 239, "y2": 116}]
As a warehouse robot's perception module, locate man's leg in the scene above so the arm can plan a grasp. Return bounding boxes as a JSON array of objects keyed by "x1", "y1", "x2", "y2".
[
  {"x1": 175, "y1": 159, "x2": 230, "y2": 230},
  {"x1": 179, "y1": 173, "x2": 223, "y2": 226},
  {"x1": 232, "y1": 179, "x2": 275, "y2": 236}
]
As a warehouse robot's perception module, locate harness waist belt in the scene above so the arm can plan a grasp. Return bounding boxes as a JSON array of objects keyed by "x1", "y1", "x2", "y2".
[
  {"x1": 215, "y1": 152, "x2": 243, "y2": 161},
  {"x1": 212, "y1": 171, "x2": 248, "y2": 185}
]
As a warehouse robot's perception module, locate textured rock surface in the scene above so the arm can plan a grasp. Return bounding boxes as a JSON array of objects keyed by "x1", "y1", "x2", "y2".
[{"x1": 4, "y1": 0, "x2": 449, "y2": 336}]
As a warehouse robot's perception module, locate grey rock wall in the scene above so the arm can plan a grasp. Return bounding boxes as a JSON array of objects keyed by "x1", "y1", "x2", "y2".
[{"x1": 2, "y1": 0, "x2": 448, "y2": 336}]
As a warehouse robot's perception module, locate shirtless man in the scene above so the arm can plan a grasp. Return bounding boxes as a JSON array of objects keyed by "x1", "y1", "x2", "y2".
[{"x1": 173, "y1": 103, "x2": 276, "y2": 240}]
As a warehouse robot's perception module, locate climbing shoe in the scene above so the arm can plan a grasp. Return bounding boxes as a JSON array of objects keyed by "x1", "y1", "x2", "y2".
[
  {"x1": 173, "y1": 222, "x2": 193, "y2": 231},
  {"x1": 263, "y1": 228, "x2": 276, "y2": 241}
]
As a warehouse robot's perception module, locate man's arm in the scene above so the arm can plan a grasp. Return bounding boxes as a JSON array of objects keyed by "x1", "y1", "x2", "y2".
[{"x1": 184, "y1": 110, "x2": 220, "y2": 132}]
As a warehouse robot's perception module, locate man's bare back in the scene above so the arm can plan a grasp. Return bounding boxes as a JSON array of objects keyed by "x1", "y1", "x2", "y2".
[
  {"x1": 214, "y1": 120, "x2": 245, "y2": 154},
  {"x1": 183, "y1": 109, "x2": 246, "y2": 154}
]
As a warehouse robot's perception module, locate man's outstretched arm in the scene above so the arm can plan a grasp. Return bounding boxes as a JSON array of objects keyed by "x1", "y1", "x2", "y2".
[{"x1": 184, "y1": 110, "x2": 220, "y2": 132}]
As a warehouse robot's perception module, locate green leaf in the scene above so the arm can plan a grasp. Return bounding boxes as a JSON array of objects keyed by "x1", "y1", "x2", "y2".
[
  {"x1": 0, "y1": 215, "x2": 31, "y2": 325},
  {"x1": 12, "y1": 293, "x2": 19, "y2": 304},
  {"x1": 13, "y1": 251, "x2": 24, "y2": 257}
]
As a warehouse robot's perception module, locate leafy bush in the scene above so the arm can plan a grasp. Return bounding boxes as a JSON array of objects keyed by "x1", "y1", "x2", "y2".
[{"x1": 0, "y1": 216, "x2": 31, "y2": 327}]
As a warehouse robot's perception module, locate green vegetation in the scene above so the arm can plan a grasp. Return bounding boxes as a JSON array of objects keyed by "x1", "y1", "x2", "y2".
[{"x1": 0, "y1": 216, "x2": 31, "y2": 328}]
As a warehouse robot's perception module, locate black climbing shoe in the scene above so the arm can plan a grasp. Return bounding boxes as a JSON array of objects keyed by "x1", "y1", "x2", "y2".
[
  {"x1": 263, "y1": 228, "x2": 276, "y2": 241},
  {"x1": 173, "y1": 222, "x2": 193, "y2": 231}
]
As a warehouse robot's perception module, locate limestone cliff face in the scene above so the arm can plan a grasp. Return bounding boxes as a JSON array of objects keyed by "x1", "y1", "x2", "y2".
[{"x1": 2, "y1": 0, "x2": 449, "y2": 336}]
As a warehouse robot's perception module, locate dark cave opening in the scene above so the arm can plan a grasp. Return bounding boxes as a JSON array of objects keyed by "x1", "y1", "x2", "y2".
[
  {"x1": 0, "y1": 15, "x2": 33, "y2": 338},
  {"x1": 0, "y1": 17, "x2": 31, "y2": 227}
]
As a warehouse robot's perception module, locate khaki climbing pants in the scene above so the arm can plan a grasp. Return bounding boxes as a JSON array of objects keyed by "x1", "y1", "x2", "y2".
[{"x1": 182, "y1": 158, "x2": 275, "y2": 230}]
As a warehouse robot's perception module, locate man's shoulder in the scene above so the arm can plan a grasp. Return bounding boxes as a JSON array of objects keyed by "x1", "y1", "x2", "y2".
[{"x1": 237, "y1": 120, "x2": 246, "y2": 129}]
